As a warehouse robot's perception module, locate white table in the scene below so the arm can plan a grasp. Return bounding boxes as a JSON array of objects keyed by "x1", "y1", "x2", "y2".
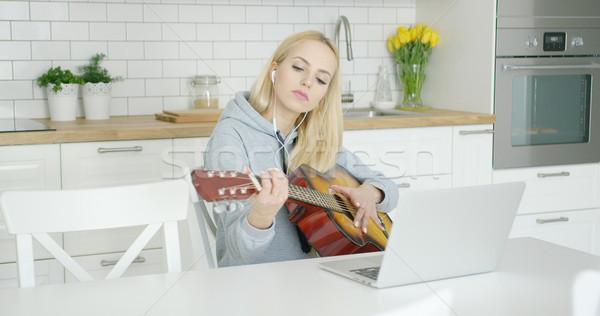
[{"x1": 1, "y1": 238, "x2": 599, "y2": 316}]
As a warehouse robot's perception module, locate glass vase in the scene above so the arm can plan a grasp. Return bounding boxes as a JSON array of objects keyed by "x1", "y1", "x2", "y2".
[{"x1": 397, "y1": 62, "x2": 426, "y2": 107}]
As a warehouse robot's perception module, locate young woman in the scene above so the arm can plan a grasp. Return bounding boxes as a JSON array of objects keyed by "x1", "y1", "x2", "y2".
[{"x1": 204, "y1": 30, "x2": 399, "y2": 267}]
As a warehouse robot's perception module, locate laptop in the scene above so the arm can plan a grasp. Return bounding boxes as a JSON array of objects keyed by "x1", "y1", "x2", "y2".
[{"x1": 319, "y1": 182, "x2": 526, "y2": 288}]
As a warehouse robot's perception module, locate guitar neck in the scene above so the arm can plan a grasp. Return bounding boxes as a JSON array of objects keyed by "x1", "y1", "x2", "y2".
[{"x1": 288, "y1": 184, "x2": 344, "y2": 213}]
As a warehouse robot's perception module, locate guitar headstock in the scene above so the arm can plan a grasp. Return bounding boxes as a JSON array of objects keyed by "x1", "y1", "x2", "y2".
[{"x1": 191, "y1": 169, "x2": 258, "y2": 202}]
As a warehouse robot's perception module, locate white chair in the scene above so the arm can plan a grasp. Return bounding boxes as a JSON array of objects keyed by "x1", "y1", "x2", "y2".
[
  {"x1": 0, "y1": 179, "x2": 189, "y2": 288},
  {"x1": 573, "y1": 269, "x2": 600, "y2": 316},
  {"x1": 184, "y1": 170, "x2": 217, "y2": 269}
]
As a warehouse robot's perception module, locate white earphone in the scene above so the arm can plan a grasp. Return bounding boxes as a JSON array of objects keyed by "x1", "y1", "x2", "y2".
[{"x1": 269, "y1": 67, "x2": 307, "y2": 174}]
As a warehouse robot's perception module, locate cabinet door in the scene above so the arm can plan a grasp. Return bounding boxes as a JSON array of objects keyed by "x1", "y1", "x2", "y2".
[
  {"x1": 452, "y1": 124, "x2": 493, "y2": 187},
  {"x1": 61, "y1": 139, "x2": 173, "y2": 257},
  {"x1": 0, "y1": 144, "x2": 62, "y2": 276},
  {"x1": 63, "y1": 226, "x2": 163, "y2": 256},
  {"x1": 510, "y1": 209, "x2": 600, "y2": 256},
  {"x1": 343, "y1": 127, "x2": 452, "y2": 179},
  {"x1": 171, "y1": 137, "x2": 209, "y2": 179},
  {"x1": 0, "y1": 144, "x2": 61, "y2": 193},
  {"x1": 493, "y1": 163, "x2": 599, "y2": 214},
  {"x1": 61, "y1": 139, "x2": 173, "y2": 189}
]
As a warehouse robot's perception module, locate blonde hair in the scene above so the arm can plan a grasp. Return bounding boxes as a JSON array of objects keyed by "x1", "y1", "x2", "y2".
[{"x1": 248, "y1": 30, "x2": 342, "y2": 174}]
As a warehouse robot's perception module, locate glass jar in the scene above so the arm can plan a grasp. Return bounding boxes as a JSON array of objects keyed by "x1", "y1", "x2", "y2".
[{"x1": 192, "y1": 75, "x2": 220, "y2": 109}]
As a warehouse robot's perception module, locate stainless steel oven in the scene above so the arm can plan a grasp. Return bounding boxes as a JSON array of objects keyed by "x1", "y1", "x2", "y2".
[{"x1": 493, "y1": 6, "x2": 600, "y2": 169}]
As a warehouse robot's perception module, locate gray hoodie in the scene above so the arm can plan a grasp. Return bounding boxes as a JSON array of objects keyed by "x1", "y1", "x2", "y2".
[{"x1": 204, "y1": 92, "x2": 399, "y2": 267}]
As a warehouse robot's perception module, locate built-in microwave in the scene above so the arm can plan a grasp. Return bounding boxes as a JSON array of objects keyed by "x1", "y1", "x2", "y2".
[{"x1": 493, "y1": 24, "x2": 600, "y2": 169}]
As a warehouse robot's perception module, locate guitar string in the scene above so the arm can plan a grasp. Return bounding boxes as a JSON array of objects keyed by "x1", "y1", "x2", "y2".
[{"x1": 215, "y1": 177, "x2": 359, "y2": 215}]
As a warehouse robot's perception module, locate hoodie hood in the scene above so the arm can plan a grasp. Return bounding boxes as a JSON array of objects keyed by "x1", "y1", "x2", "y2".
[{"x1": 219, "y1": 91, "x2": 299, "y2": 142}]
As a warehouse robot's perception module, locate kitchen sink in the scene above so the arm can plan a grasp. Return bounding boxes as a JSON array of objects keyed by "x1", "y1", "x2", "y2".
[{"x1": 342, "y1": 108, "x2": 429, "y2": 119}]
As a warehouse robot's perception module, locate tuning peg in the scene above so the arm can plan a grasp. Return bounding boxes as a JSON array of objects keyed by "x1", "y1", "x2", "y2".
[
  {"x1": 226, "y1": 201, "x2": 243, "y2": 213},
  {"x1": 213, "y1": 203, "x2": 227, "y2": 214}
]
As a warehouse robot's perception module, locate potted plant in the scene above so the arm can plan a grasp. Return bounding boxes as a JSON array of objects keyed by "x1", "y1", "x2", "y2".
[
  {"x1": 78, "y1": 53, "x2": 121, "y2": 120},
  {"x1": 37, "y1": 66, "x2": 83, "y2": 121}
]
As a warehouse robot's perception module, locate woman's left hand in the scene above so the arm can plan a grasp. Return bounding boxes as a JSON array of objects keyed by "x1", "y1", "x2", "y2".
[{"x1": 330, "y1": 184, "x2": 384, "y2": 233}]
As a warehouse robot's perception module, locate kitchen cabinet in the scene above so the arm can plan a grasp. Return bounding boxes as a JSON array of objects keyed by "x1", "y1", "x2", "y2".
[
  {"x1": 0, "y1": 123, "x2": 534, "y2": 287},
  {"x1": 60, "y1": 139, "x2": 174, "y2": 189},
  {"x1": 493, "y1": 163, "x2": 599, "y2": 215},
  {"x1": 171, "y1": 137, "x2": 209, "y2": 179},
  {"x1": 0, "y1": 144, "x2": 63, "y2": 288},
  {"x1": 343, "y1": 126, "x2": 453, "y2": 183},
  {"x1": 0, "y1": 144, "x2": 61, "y2": 193},
  {"x1": 64, "y1": 249, "x2": 167, "y2": 283},
  {"x1": 60, "y1": 139, "x2": 174, "y2": 280},
  {"x1": 510, "y1": 208, "x2": 600, "y2": 256},
  {"x1": 451, "y1": 124, "x2": 493, "y2": 187},
  {"x1": 494, "y1": 163, "x2": 600, "y2": 256}
]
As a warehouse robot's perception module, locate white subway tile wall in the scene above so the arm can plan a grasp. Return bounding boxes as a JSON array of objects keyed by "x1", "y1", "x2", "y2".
[{"x1": 0, "y1": 0, "x2": 414, "y2": 119}]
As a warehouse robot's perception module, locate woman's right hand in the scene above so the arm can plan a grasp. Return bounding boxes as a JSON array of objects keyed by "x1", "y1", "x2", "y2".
[{"x1": 247, "y1": 168, "x2": 289, "y2": 229}]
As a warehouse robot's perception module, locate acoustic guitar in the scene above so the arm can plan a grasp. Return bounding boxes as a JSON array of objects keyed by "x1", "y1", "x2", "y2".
[{"x1": 191, "y1": 165, "x2": 393, "y2": 257}]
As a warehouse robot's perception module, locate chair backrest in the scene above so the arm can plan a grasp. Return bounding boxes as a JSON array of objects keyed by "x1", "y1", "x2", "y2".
[
  {"x1": 184, "y1": 170, "x2": 217, "y2": 269},
  {"x1": 0, "y1": 179, "x2": 189, "y2": 288},
  {"x1": 573, "y1": 269, "x2": 600, "y2": 316}
]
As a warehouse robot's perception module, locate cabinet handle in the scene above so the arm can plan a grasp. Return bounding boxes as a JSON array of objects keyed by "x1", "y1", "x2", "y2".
[
  {"x1": 458, "y1": 129, "x2": 494, "y2": 135},
  {"x1": 397, "y1": 183, "x2": 411, "y2": 188},
  {"x1": 537, "y1": 171, "x2": 570, "y2": 178},
  {"x1": 536, "y1": 217, "x2": 569, "y2": 224},
  {"x1": 97, "y1": 146, "x2": 143, "y2": 153},
  {"x1": 101, "y1": 256, "x2": 146, "y2": 267}
]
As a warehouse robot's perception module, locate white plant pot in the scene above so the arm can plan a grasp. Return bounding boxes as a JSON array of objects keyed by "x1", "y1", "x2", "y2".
[
  {"x1": 46, "y1": 84, "x2": 79, "y2": 121},
  {"x1": 82, "y1": 82, "x2": 111, "y2": 120}
]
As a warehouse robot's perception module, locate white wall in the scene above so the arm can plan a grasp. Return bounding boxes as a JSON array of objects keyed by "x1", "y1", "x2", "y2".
[
  {"x1": 0, "y1": 0, "x2": 416, "y2": 120},
  {"x1": 417, "y1": 0, "x2": 496, "y2": 114}
]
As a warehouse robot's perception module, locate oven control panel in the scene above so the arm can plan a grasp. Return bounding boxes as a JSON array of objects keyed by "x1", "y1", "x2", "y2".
[
  {"x1": 543, "y1": 32, "x2": 566, "y2": 51},
  {"x1": 496, "y1": 28, "x2": 599, "y2": 57}
]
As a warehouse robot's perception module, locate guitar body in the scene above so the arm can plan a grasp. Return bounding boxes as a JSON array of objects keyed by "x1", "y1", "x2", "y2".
[{"x1": 286, "y1": 165, "x2": 393, "y2": 257}]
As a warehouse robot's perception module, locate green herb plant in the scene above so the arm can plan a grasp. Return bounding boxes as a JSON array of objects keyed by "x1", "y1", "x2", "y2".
[
  {"x1": 78, "y1": 53, "x2": 122, "y2": 84},
  {"x1": 37, "y1": 66, "x2": 84, "y2": 92}
]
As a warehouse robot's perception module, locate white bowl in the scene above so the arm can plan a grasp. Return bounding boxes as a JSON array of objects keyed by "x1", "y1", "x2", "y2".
[{"x1": 370, "y1": 101, "x2": 396, "y2": 109}]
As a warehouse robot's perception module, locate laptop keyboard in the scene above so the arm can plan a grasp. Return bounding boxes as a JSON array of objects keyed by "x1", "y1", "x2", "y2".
[{"x1": 350, "y1": 266, "x2": 380, "y2": 281}]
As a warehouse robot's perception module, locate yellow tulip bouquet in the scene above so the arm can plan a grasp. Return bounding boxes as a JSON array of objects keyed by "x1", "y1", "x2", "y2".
[{"x1": 387, "y1": 23, "x2": 439, "y2": 107}]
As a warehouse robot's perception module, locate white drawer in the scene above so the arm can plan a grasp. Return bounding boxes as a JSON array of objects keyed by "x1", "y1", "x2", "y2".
[
  {"x1": 343, "y1": 127, "x2": 452, "y2": 178},
  {"x1": 61, "y1": 139, "x2": 173, "y2": 189},
  {"x1": 63, "y1": 226, "x2": 163, "y2": 256},
  {"x1": 64, "y1": 248, "x2": 167, "y2": 283},
  {"x1": 493, "y1": 163, "x2": 599, "y2": 214},
  {"x1": 510, "y1": 209, "x2": 600, "y2": 256},
  {"x1": 0, "y1": 259, "x2": 64, "y2": 289},
  {"x1": 387, "y1": 174, "x2": 452, "y2": 220}
]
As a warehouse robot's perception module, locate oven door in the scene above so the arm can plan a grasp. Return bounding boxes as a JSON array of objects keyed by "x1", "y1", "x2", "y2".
[{"x1": 493, "y1": 57, "x2": 600, "y2": 169}]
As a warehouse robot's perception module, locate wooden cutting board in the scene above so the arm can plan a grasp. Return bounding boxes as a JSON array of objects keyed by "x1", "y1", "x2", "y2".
[{"x1": 156, "y1": 109, "x2": 223, "y2": 123}]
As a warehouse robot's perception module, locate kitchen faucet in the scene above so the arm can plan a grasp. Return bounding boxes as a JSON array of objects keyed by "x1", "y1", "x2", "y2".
[
  {"x1": 334, "y1": 16, "x2": 353, "y2": 61},
  {"x1": 334, "y1": 16, "x2": 354, "y2": 104}
]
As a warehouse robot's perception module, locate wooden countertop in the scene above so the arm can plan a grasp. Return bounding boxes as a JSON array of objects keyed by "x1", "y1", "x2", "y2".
[{"x1": 0, "y1": 108, "x2": 495, "y2": 146}]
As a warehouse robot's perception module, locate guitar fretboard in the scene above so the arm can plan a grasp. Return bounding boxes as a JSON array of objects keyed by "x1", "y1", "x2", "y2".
[{"x1": 288, "y1": 184, "x2": 344, "y2": 213}]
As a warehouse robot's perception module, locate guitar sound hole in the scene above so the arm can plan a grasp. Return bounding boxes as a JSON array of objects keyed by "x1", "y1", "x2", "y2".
[{"x1": 333, "y1": 194, "x2": 355, "y2": 220}]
